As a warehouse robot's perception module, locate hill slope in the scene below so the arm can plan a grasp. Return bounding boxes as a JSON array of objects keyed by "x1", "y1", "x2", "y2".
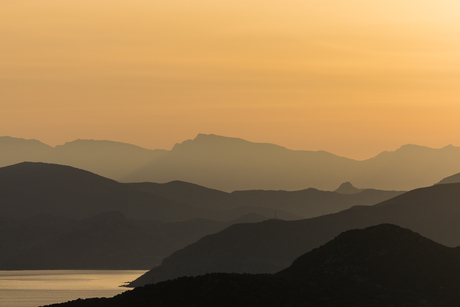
[
  {"x1": 0, "y1": 162, "x2": 218, "y2": 221},
  {"x1": 47, "y1": 224, "x2": 460, "y2": 307},
  {"x1": 129, "y1": 182, "x2": 460, "y2": 286}
]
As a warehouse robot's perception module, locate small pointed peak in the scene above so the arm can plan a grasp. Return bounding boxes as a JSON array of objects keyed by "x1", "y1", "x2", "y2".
[
  {"x1": 442, "y1": 144, "x2": 456, "y2": 149},
  {"x1": 334, "y1": 182, "x2": 362, "y2": 194}
]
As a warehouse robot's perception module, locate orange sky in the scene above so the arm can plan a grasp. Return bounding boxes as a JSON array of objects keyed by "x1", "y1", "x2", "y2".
[{"x1": 1, "y1": 0, "x2": 460, "y2": 160}]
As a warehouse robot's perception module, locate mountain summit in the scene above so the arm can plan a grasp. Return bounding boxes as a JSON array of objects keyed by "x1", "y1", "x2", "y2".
[{"x1": 334, "y1": 182, "x2": 362, "y2": 194}]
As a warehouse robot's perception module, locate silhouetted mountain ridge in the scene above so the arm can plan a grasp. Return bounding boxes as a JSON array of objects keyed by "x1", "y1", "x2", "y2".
[
  {"x1": 0, "y1": 136, "x2": 165, "y2": 180},
  {"x1": 124, "y1": 134, "x2": 460, "y2": 191},
  {"x1": 127, "y1": 180, "x2": 404, "y2": 219},
  {"x1": 3, "y1": 134, "x2": 460, "y2": 191},
  {"x1": 124, "y1": 134, "x2": 358, "y2": 191},
  {"x1": 52, "y1": 139, "x2": 167, "y2": 179},
  {"x1": 0, "y1": 162, "x2": 259, "y2": 222}
]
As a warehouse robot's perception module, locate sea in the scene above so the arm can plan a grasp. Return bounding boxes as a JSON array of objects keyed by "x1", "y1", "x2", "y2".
[{"x1": 0, "y1": 270, "x2": 147, "y2": 307}]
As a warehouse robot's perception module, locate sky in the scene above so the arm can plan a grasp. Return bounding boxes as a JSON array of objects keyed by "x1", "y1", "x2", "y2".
[{"x1": 1, "y1": 0, "x2": 460, "y2": 160}]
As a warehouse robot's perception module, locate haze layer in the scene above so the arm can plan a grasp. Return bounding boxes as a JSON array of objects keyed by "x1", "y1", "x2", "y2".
[{"x1": 2, "y1": 0, "x2": 460, "y2": 159}]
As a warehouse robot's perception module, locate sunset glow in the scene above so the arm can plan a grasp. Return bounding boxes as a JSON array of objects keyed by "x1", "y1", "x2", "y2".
[{"x1": 1, "y1": 0, "x2": 460, "y2": 159}]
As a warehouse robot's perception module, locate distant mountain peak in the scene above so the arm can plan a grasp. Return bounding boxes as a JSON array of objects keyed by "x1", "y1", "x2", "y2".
[
  {"x1": 334, "y1": 182, "x2": 362, "y2": 194},
  {"x1": 171, "y1": 133, "x2": 287, "y2": 153},
  {"x1": 0, "y1": 136, "x2": 51, "y2": 148},
  {"x1": 441, "y1": 144, "x2": 458, "y2": 151}
]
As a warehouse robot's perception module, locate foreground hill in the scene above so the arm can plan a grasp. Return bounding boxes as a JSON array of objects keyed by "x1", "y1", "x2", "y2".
[
  {"x1": 129, "y1": 182, "x2": 460, "y2": 287},
  {"x1": 47, "y1": 224, "x2": 460, "y2": 307},
  {"x1": 0, "y1": 212, "x2": 264, "y2": 270}
]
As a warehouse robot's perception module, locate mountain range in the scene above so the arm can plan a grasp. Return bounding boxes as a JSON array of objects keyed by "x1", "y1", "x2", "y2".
[
  {"x1": 4, "y1": 134, "x2": 460, "y2": 305},
  {"x1": 0, "y1": 162, "x2": 402, "y2": 222},
  {"x1": 0, "y1": 162, "x2": 401, "y2": 270},
  {"x1": 46, "y1": 224, "x2": 460, "y2": 307},
  {"x1": 3, "y1": 134, "x2": 460, "y2": 191},
  {"x1": 119, "y1": 134, "x2": 460, "y2": 191},
  {"x1": 0, "y1": 162, "x2": 210, "y2": 221},
  {"x1": 128, "y1": 181, "x2": 460, "y2": 287},
  {"x1": 126, "y1": 181, "x2": 404, "y2": 219}
]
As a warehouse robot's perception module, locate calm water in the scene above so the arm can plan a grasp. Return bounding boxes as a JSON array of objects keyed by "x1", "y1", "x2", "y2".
[{"x1": 0, "y1": 270, "x2": 147, "y2": 307}]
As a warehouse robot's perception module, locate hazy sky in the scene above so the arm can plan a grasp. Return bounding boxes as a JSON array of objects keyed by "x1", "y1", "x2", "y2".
[{"x1": 1, "y1": 0, "x2": 459, "y2": 159}]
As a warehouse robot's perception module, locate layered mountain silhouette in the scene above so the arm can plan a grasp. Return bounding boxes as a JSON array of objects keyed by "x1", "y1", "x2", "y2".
[
  {"x1": 0, "y1": 162, "x2": 400, "y2": 270},
  {"x1": 127, "y1": 181, "x2": 404, "y2": 219},
  {"x1": 0, "y1": 162, "x2": 297, "y2": 222},
  {"x1": 0, "y1": 162, "x2": 211, "y2": 221},
  {"x1": 129, "y1": 181, "x2": 460, "y2": 287},
  {"x1": 46, "y1": 224, "x2": 460, "y2": 307},
  {"x1": 3, "y1": 135, "x2": 460, "y2": 191},
  {"x1": 124, "y1": 135, "x2": 460, "y2": 191},
  {"x1": 0, "y1": 162, "x2": 400, "y2": 222},
  {"x1": 123, "y1": 134, "x2": 359, "y2": 191}
]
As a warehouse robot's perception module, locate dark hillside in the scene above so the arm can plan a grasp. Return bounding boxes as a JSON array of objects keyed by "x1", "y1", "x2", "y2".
[
  {"x1": 0, "y1": 162, "x2": 216, "y2": 221},
  {"x1": 129, "y1": 182, "x2": 460, "y2": 286},
  {"x1": 47, "y1": 224, "x2": 460, "y2": 307},
  {"x1": 0, "y1": 212, "x2": 262, "y2": 270}
]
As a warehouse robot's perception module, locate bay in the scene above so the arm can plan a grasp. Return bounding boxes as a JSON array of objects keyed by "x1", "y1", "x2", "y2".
[{"x1": 0, "y1": 270, "x2": 147, "y2": 307}]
